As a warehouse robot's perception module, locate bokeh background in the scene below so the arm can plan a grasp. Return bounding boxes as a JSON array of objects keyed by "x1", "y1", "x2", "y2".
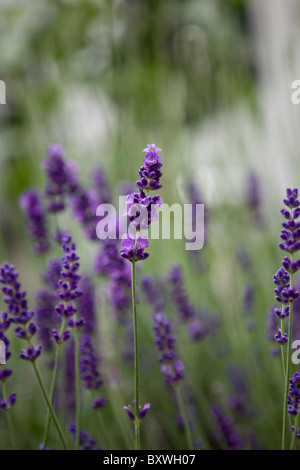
[{"x1": 0, "y1": 0, "x2": 300, "y2": 450}]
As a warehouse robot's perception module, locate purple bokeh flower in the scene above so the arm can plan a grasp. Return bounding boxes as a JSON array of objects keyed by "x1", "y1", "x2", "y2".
[
  {"x1": 19, "y1": 189, "x2": 50, "y2": 254},
  {"x1": 42, "y1": 144, "x2": 78, "y2": 212}
]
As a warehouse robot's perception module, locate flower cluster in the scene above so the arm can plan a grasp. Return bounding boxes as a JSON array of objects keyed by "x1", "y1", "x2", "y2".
[
  {"x1": 279, "y1": 188, "x2": 300, "y2": 255},
  {"x1": 136, "y1": 144, "x2": 163, "y2": 191},
  {"x1": 120, "y1": 144, "x2": 163, "y2": 263},
  {"x1": 272, "y1": 189, "x2": 300, "y2": 346},
  {"x1": 55, "y1": 234, "x2": 82, "y2": 318},
  {"x1": 120, "y1": 235, "x2": 149, "y2": 262},
  {"x1": 19, "y1": 189, "x2": 50, "y2": 254},
  {"x1": 152, "y1": 311, "x2": 184, "y2": 385},
  {"x1": 0, "y1": 264, "x2": 39, "y2": 353}
]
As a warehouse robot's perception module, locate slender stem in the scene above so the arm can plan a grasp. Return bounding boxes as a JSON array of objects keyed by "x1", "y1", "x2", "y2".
[
  {"x1": 131, "y1": 259, "x2": 140, "y2": 450},
  {"x1": 280, "y1": 317, "x2": 287, "y2": 375},
  {"x1": 175, "y1": 385, "x2": 193, "y2": 450},
  {"x1": 2, "y1": 382, "x2": 17, "y2": 450},
  {"x1": 32, "y1": 361, "x2": 68, "y2": 450},
  {"x1": 42, "y1": 317, "x2": 66, "y2": 449},
  {"x1": 282, "y1": 255, "x2": 294, "y2": 450},
  {"x1": 74, "y1": 322, "x2": 80, "y2": 450}
]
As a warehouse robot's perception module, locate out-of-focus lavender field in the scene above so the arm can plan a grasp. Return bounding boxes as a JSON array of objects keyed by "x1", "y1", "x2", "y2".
[{"x1": 0, "y1": 0, "x2": 300, "y2": 451}]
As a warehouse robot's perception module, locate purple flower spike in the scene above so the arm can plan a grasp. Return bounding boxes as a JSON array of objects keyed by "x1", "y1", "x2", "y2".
[
  {"x1": 120, "y1": 143, "x2": 163, "y2": 261},
  {"x1": 19, "y1": 189, "x2": 50, "y2": 254},
  {"x1": 278, "y1": 189, "x2": 300, "y2": 255},
  {"x1": 20, "y1": 344, "x2": 42, "y2": 361}
]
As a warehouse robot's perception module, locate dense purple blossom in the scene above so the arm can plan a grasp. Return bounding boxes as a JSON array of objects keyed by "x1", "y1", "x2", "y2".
[
  {"x1": 152, "y1": 311, "x2": 184, "y2": 385},
  {"x1": 19, "y1": 189, "x2": 50, "y2": 254},
  {"x1": 120, "y1": 144, "x2": 163, "y2": 262},
  {"x1": 55, "y1": 234, "x2": 82, "y2": 317},
  {"x1": 120, "y1": 235, "x2": 149, "y2": 262},
  {"x1": 278, "y1": 189, "x2": 300, "y2": 255},
  {"x1": 0, "y1": 263, "x2": 37, "y2": 328},
  {"x1": 136, "y1": 144, "x2": 162, "y2": 191}
]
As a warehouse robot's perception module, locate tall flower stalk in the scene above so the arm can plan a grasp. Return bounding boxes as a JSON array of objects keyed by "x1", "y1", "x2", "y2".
[
  {"x1": 120, "y1": 143, "x2": 163, "y2": 449},
  {"x1": 273, "y1": 189, "x2": 300, "y2": 450}
]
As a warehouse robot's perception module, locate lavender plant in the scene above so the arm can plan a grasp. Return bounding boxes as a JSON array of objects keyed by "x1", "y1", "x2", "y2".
[
  {"x1": 120, "y1": 143, "x2": 163, "y2": 450},
  {"x1": 272, "y1": 188, "x2": 300, "y2": 449}
]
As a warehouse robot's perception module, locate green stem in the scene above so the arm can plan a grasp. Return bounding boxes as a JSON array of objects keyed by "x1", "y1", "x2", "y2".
[
  {"x1": 2, "y1": 382, "x2": 17, "y2": 450},
  {"x1": 175, "y1": 385, "x2": 193, "y2": 450},
  {"x1": 32, "y1": 361, "x2": 68, "y2": 450},
  {"x1": 131, "y1": 259, "x2": 140, "y2": 451},
  {"x1": 42, "y1": 318, "x2": 66, "y2": 449},
  {"x1": 74, "y1": 321, "x2": 80, "y2": 450}
]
